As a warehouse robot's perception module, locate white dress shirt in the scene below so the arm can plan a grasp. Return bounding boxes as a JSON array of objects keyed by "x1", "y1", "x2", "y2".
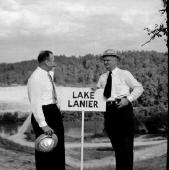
[
  {"x1": 27, "y1": 67, "x2": 58, "y2": 127},
  {"x1": 97, "y1": 67, "x2": 144, "y2": 102}
]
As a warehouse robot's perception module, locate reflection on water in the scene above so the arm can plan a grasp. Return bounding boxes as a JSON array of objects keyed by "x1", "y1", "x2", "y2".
[
  {"x1": 0, "y1": 120, "x2": 104, "y2": 138},
  {"x1": 64, "y1": 120, "x2": 104, "y2": 138},
  {"x1": 0, "y1": 123, "x2": 21, "y2": 137}
]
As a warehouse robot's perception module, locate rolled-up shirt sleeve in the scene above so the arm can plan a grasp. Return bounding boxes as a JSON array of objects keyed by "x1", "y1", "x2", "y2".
[
  {"x1": 28, "y1": 76, "x2": 47, "y2": 127},
  {"x1": 124, "y1": 71, "x2": 144, "y2": 102},
  {"x1": 97, "y1": 74, "x2": 106, "y2": 89},
  {"x1": 97, "y1": 77, "x2": 102, "y2": 89}
]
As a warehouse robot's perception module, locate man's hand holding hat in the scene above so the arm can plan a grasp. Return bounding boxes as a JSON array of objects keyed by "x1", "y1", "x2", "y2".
[{"x1": 42, "y1": 125, "x2": 54, "y2": 136}]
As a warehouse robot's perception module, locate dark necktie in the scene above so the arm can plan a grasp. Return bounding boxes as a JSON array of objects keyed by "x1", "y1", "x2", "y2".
[
  {"x1": 103, "y1": 71, "x2": 112, "y2": 99},
  {"x1": 48, "y1": 73, "x2": 57, "y2": 103}
]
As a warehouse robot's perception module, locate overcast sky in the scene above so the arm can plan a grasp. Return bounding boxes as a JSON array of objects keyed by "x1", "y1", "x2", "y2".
[{"x1": 0, "y1": 0, "x2": 167, "y2": 63}]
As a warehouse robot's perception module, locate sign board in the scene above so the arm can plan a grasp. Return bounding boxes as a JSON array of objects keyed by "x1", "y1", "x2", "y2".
[
  {"x1": 57, "y1": 87, "x2": 106, "y2": 170},
  {"x1": 59, "y1": 87, "x2": 106, "y2": 112}
]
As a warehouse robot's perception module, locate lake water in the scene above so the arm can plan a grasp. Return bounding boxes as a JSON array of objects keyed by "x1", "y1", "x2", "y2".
[
  {"x1": 0, "y1": 120, "x2": 104, "y2": 138},
  {"x1": 0, "y1": 86, "x2": 104, "y2": 138},
  {"x1": 0, "y1": 123, "x2": 21, "y2": 137}
]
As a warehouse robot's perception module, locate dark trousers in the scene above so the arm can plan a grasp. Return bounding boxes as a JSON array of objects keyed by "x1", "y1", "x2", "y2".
[
  {"x1": 31, "y1": 104, "x2": 65, "y2": 170},
  {"x1": 104, "y1": 102, "x2": 134, "y2": 170}
]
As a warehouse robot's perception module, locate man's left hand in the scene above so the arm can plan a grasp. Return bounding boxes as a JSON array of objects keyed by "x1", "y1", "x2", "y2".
[{"x1": 117, "y1": 98, "x2": 130, "y2": 108}]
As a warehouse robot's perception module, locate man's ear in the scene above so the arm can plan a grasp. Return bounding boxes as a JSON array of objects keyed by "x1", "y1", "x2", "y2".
[{"x1": 45, "y1": 59, "x2": 49, "y2": 66}]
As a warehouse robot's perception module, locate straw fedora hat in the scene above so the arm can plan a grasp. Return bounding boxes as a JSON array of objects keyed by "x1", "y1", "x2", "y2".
[
  {"x1": 35, "y1": 133, "x2": 58, "y2": 152},
  {"x1": 102, "y1": 49, "x2": 120, "y2": 60}
]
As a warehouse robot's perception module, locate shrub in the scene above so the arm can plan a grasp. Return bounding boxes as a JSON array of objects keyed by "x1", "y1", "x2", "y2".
[
  {"x1": 0, "y1": 112, "x2": 28, "y2": 124},
  {"x1": 134, "y1": 106, "x2": 168, "y2": 134},
  {"x1": 144, "y1": 112, "x2": 168, "y2": 134}
]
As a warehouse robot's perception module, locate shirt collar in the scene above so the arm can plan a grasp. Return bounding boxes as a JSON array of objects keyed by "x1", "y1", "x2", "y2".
[
  {"x1": 107, "y1": 67, "x2": 119, "y2": 75},
  {"x1": 37, "y1": 67, "x2": 54, "y2": 79},
  {"x1": 112, "y1": 67, "x2": 119, "y2": 75},
  {"x1": 37, "y1": 66, "x2": 48, "y2": 74}
]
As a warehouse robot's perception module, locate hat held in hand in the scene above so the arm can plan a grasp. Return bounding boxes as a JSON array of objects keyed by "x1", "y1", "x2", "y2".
[{"x1": 35, "y1": 133, "x2": 58, "y2": 152}]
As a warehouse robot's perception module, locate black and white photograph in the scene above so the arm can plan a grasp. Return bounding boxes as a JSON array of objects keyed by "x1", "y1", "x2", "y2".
[{"x1": 0, "y1": 0, "x2": 167, "y2": 170}]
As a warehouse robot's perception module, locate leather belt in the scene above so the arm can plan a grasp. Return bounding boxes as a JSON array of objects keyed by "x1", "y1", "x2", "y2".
[
  {"x1": 106, "y1": 100, "x2": 119, "y2": 106},
  {"x1": 106, "y1": 96, "x2": 127, "y2": 106},
  {"x1": 107, "y1": 100, "x2": 116, "y2": 105}
]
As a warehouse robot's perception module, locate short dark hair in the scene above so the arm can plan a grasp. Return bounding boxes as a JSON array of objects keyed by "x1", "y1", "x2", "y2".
[{"x1": 37, "y1": 50, "x2": 53, "y2": 63}]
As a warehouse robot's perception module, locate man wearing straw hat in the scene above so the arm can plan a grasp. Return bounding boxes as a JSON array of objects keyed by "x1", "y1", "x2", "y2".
[
  {"x1": 27, "y1": 50, "x2": 65, "y2": 170},
  {"x1": 96, "y1": 49, "x2": 144, "y2": 170}
]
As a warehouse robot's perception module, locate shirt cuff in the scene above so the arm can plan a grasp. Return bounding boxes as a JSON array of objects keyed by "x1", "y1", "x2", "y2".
[
  {"x1": 39, "y1": 121, "x2": 47, "y2": 127},
  {"x1": 127, "y1": 96, "x2": 133, "y2": 103}
]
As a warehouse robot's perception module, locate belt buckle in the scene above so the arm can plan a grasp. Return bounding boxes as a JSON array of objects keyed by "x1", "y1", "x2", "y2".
[
  {"x1": 107, "y1": 100, "x2": 115, "y2": 106},
  {"x1": 111, "y1": 101, "x2": 115, "y2": 105}
]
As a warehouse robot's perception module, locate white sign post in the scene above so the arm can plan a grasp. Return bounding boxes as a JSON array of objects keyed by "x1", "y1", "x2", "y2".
[
  {"x1": 59, "y1": 87, "x2": 106, "y2": 170},
  {"x1": 81, "y1": 110, "x2": 84, "y2": 170}
]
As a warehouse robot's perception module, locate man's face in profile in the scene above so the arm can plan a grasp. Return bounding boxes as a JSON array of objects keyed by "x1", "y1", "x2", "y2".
[{"x1": 46, "y1": 54, "x2": 56, "y2": 70}]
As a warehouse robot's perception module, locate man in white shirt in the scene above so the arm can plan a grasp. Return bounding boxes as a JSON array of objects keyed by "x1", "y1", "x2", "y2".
[
  {"x1": 27, "y1": 50, "x2": 65, "y2": 170},
  {"x1": 97, "y1": 49, "x2": 144, "y2": 170}
]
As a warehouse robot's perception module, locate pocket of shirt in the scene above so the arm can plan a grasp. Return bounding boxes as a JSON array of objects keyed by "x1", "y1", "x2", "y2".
[{"x1": 114, "y1": 84, "x2": 129, "y2": 95}]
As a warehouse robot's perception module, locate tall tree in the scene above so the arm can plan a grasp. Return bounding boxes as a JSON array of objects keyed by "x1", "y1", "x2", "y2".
[
  {"x1": 142, "y1": 0, "x2": 168, "y2": 46},
  {"x1": 143, "y1": 1, "x2": 168, "y2": 169}
]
